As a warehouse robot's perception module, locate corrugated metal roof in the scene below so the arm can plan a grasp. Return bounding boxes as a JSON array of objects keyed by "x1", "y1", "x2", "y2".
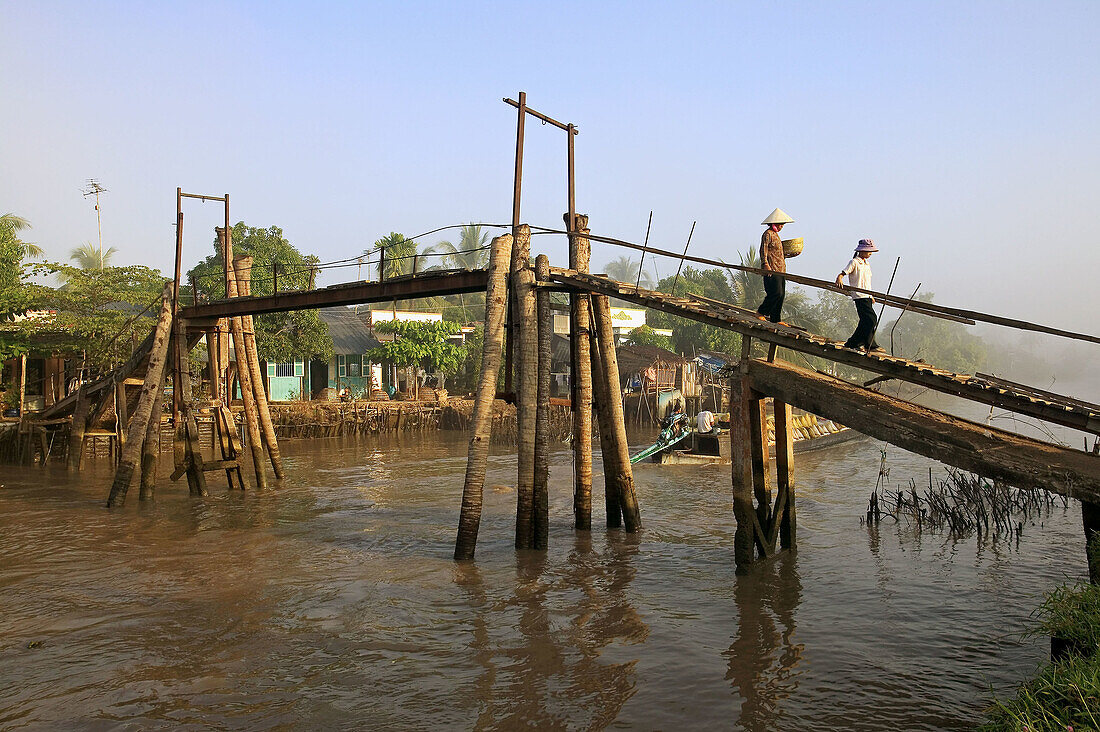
[{"x1": 317, "y1": 307, "x2": 382, "y2": 354}]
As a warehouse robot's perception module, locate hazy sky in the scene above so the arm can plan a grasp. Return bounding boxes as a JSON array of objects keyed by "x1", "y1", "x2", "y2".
[{"x1": 3, "y1": 1, "x2": 1098, "y2": 334}]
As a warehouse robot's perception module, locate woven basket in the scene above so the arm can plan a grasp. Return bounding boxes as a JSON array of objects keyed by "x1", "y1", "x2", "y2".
[{"x1": 782, "y1": 237, "x2": 804, "y2": 258}]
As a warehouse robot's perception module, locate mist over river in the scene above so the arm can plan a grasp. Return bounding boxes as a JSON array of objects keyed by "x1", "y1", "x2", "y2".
[{"x1": 0, "y1": 430, "x2": 1087, "y2": 730}]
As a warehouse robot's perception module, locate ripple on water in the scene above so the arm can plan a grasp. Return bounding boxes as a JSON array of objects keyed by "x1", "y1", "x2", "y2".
[{"x1": 0, "y1": 431, "x2": 1087, "y2": 730}]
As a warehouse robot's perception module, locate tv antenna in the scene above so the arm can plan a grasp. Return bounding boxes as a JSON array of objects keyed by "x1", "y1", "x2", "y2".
[{"x1": 82, "y1": 179, "x2": 108, "y2": 259}]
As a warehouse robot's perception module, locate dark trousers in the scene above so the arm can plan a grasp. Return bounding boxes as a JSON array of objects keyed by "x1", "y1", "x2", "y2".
[
  {"x1": 757, "y1": 274, "x2": 785, "y2": 323},
  {"x1": 845, "y1": 297, "x2": 879, "y2": 349}
]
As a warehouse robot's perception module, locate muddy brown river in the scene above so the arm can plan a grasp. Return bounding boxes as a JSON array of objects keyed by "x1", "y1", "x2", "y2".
[{"x1": 0, "y1": 430, "x2": 1086, "y2": 730}]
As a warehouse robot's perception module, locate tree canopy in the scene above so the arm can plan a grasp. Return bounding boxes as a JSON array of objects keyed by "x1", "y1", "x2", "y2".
[
  {"x1": 187, "y1": 222, "x2": 332, "y2": 364},
  {"x1": 366, "y1": 319, "x2": 466, "y2": 375},
  {"x1": 423, "y1": 224, "x2": 490, "y2": 270}
]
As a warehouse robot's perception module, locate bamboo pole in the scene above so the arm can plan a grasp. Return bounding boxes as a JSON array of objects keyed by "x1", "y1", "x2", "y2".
[
  {"x1": 569, "y1": 217, "x2": 593, "y2": 530},
  {"x1": 455, "y1": 233, "x2": 511, "y2": 560},
  {"x1": 590, "y1": 294, "x2": 641, "y2": 531},
  {"x1": 533, "y1": 254, "x2": 551, "y2": 550},
  {"x1": 514, "y1": 225, "x2": 537, "y2": 549},
  {"x1": 232, "y1": 255, "x2": 285, "y2": 479},
  {"x1": 174, "y1": 319, "x2": 208, "y2": 497},
  {"x1": 218, "y1": 229, "x2": 267, "y2": 490},
  {"x1": 106, "y1": 283, "x2": 174, "y2": 507}
]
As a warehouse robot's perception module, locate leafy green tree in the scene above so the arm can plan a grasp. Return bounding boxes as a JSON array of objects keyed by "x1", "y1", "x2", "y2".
[
  {"x1": 880, "y1": 293, "x2": 988, "y2": 373},
  {"x1": 187, "y1": 222, "x2": 332, "y2": 364},
  {"x1": 371, "y1": 232, "x2": 419, "y2": 279},
  {"x1": 366, "y1": 319, "x2": 466, "y2": 397},
  {"x1": 25, "y1": 262, "x2": 166, "y2": 372},
  {"x1": 623, "y1": 324, "x2": 674, "y2": 351},
  {"x1": 423, "y1": 224, "x2": 490, "y2": 270},
  {"x1": 647, "y1": 266, "x2": 741, "y2": 355},
  {"x1": 69, "y1": 241, "x2": 118, "y2": 270},
  {"x1": 0, "y1": 229, "x2": 52, "y2": 360}
]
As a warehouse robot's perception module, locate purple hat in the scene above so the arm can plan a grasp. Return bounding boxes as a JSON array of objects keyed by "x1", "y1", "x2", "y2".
[{"x1": 855, "y1": 239, "x2": 878, "y2": 252}]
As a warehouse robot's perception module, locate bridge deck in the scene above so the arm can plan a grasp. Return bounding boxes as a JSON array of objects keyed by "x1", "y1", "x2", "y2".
[
  {"x1": 550, "y1": 269, "x2": 1100, "y2": 437},
  {"x1": 180, "y1": 268, "x2": 489, "y2": 322}
]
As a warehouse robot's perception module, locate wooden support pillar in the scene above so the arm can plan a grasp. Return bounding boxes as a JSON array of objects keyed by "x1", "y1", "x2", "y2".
[
  {"x1": 749, "y1": 398, "x2": 772, "y2": 533},
  {"x1": 569, "y1": 214, "x2": 593, "y2": 530},
  {"x1": 772, "y1": 399, "x2": 797, "y2": 551},
  {"x1": 172, "y1": 319, "x2": 208, "y2": 497},
  {"x1": 68, "y1": 386, "x2": 89, "y2": 471},
  {"x1": 513, "y1": 225, "x2": 537, "y2": 549},
  {"x1": 455, "y1": 233, "x2": 512, "y2": 561},
  {"x1": 590, "y1": 293, "x2": 641, "y2": 532},
  {"x1": 533, "y1": 254, "x2": 551, "y2": 550},
  {"x1": 232, "y1": 255, "x2": 284, "y2": 479},
  {"x1": 1083, "y1": 501, "x2": 1100, "y2": 584},
  {"x1": 115, "y1": 379, "x2": 128, "y2": 459},
  {"x1": 139, "y1": 368, "x2": 165, "y2": 501},
  {"x1": 589, "y1": 321, "x2": 622, "y2": 528},
  {"x1": 730, "y1": 372, "x2": 759, "y2": 571},
  {"x1": 18, "y1": 353, "x2": 26, "y2": 418},
  {"x1": 217, "y1": 228, "x2": 267, "y2": 490},
  {"x1": 107, "y1": 282, "x2": 174, "y2": 507}
]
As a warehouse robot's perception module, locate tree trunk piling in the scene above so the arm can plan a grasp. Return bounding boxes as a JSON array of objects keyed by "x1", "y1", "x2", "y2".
[
  {"x1": 106, "y1": 282, "x2": 174, "y2": 508},
  {"x1": 533, "y1": 253, "x2": 551, "y2": 550},
  {"x1": 590, "y1": 293, "x2": 641, "y2": 532},
  {"x1": 513, "y1": 225, "x2": 537, "y2": 550},
  {"x1": 232, "y1": 255, "x2": 285, "y2": 479},
  {"x1": 569, "y1": 215, "x2": 593, "y2": 530},
  {"x1": 454, "y1": 233, "x2": 511, "y2": 560}
]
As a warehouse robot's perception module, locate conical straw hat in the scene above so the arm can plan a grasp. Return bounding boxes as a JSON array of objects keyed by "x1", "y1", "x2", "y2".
[{"x1": 761, "y1": 208, "x2": 794, "y2": 225}]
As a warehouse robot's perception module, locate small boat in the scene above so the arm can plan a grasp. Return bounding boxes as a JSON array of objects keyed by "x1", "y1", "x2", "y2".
[{"x1": 634, "y1": 412, "x2": 866, "y2": 466}]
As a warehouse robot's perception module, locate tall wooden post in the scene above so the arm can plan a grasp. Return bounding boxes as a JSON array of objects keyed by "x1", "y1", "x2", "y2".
[
  {"x1": 589, "y1": 322, "x2": 622, "y2": 527},
  {"x1": 513, "y1": 225, "x2": 537, "y2": 549},
  {"x1": 18, "y1": 353, "x2": 26, "y2": 420},
  {"x1": 172, "y1": 319, "x2": 208, "y2": 497},
  {"x1": 68, "y1": 386, "x2": 89, "y2": 471},
  {"x1": 773, "y1": 400, "x2": 797, "y2": 551},
  {"x1": 139, "y1": 368, "x2": 165, "y2": 501},
  {"x1": 533, "y1": 254, "x2": 551, "y2": 550},
  {"x1": 107, "y1": 282, "x2": 174, "y2": 507},
  {"x1": 590, "y1": 294, "x2": 641, "y2": 532},
  {"x1": 217, "y1": 229, "x2": 267, "y2": 490},
  {"x1": 232, "y1": 255, "x2": 284, "y2": 479},
  {"x1": 730, "y1": 372, "x2": 758, "y2": 570},
  {"x1": 749, "y1": 398, "x2": 772, "y2": 529},
  {"x1": 568, "y1": 214, "x2": 593, "y2": 530},
  {"x1": 455, "y1": 233, "x2": 512, "y2": 560}
]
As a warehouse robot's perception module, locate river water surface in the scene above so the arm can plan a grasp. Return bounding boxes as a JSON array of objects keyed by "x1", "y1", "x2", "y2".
[{"x1": 0, "y1": 430, "x2": 1087, "y2": 730}]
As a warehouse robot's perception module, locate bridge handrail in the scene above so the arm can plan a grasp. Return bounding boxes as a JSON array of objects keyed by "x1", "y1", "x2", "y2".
[{"x1": 531, "y1": 225, "x2": 1100, "y2": 346}]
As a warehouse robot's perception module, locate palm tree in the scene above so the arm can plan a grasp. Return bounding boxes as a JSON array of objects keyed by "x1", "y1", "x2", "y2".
[
  {"x1": 0, "y1": 213, "x2": 43, "y2": 259},
  {"x1": 602, "y1": 256, "x2": 654, "y2": 288},
  {"x1": 370, "y1": 232, "x2": 418, "y2": 279},
  {"x1": 727, "y1": 247, "x2": 764, "y2": 309},
  {"x1": 424, "y1": 224, "x2": 490, "y2": 270},
  {"x1": 70, "y1": 241, "x2": 118, "y2": 269}
]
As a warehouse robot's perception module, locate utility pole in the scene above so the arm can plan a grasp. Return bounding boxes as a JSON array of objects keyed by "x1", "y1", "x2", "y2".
[{"x1": 82, "y1": 180, "x2": 108, "y2": 267}]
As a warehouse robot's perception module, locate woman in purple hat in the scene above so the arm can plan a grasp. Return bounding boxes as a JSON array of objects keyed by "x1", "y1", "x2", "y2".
[{"x1": 835, "y1": 239, "x2": 884, "y2": 352}]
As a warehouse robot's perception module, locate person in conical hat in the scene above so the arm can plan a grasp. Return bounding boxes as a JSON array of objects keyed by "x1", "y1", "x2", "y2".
[
  {"x1": 835, "y1": 239, "x2": 885, "y2": 352},
  {"x1": 756, "y1": 208, "x2": 794, "y2": 323}
]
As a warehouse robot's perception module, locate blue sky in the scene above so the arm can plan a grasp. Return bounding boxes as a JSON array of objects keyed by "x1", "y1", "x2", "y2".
[{"x1": 3, "y1": 1, "x2": 1098, "y2": 333}]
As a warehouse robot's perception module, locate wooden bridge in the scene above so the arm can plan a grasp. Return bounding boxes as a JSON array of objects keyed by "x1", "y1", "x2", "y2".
[
  {"x1": 16, "y1": 90, "x2": 1099, "y2": 577},
  {"x1": 23, "y1": 215, "x2": 1093, "y2": 580}
]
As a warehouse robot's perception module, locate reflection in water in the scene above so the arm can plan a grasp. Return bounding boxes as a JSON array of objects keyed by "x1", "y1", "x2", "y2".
[
  {"x1": 726, "y1": 553, "x2": 804, "y2": 729},
  {"x1": 455, "y1": 534, "x2": 644, "y2": 729}
]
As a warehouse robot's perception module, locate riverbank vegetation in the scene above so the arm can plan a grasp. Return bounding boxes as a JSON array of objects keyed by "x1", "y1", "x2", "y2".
[{"x1": 981, "y1": 582, "x2": 1100, "y2": 731}]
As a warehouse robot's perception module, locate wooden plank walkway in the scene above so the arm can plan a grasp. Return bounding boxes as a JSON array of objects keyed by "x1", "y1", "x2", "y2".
[{"x1": 549, "y1": 268, "x2": 1100, "y2": 437}]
